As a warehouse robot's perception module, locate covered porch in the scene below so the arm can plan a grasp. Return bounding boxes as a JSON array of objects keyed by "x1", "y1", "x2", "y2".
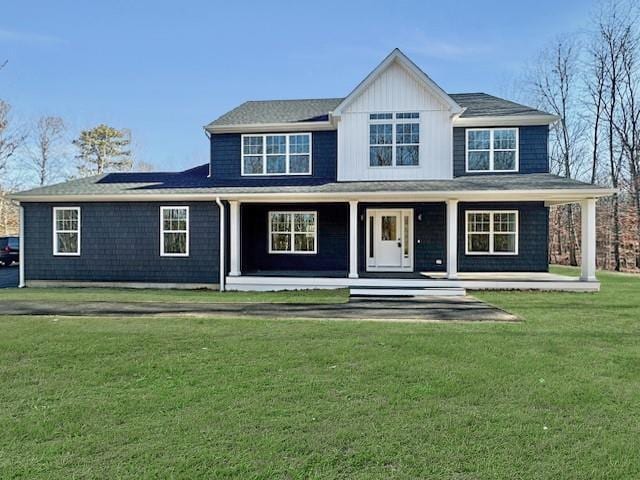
[{"x1": 219, "y1": 188, "x2": 605, "y2": 292}]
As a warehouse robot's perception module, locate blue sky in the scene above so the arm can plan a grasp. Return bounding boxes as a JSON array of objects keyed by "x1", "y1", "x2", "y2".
[{"x1": 1, "y1": 0, "x2": 596, "y2": 174}]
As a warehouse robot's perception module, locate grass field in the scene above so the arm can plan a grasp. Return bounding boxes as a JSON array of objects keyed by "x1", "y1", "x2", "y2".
[{"x1": 1, "y1": 267, "x2": 639, "y2": 478}]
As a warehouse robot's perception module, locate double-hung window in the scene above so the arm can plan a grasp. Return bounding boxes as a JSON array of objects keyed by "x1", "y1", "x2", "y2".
[
  {"x1": 242, "y1": 133, "x2": 311, "y2": 175},
  {"x1": 161, "y1": 206, "x2": 189, "y2": 256},
  {"x1": 269, "y1": 211, "x2": 317, "y2": 254},
  {"x1": 369, "y1": 112, "x2": 420, "y2": 167},
  {"x1": 466, "y1": 128, "x2": 518, "y2": 172},
  {"x1": 466, "y1": 211, "x2": 518, "y2": 255},
  {"x1": 53, "y1": 207, "x2": 80, "y2": 255}
]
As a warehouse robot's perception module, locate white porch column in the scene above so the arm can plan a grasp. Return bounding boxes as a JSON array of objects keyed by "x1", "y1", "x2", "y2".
[
  {"x1": 446, "y1": 199, "x2": 458, "y2": 279},
  {"x1": 581, "y1": 198, "x2": 597, "y2": 282},
  {"x1": 349, "y1": 200, "x2": 359, "y2": 279},
  {"x1": 229, "y1": 200, "x2": 241, "y2": 277}
]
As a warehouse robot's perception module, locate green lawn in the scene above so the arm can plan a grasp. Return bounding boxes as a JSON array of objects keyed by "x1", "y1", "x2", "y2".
[
  {"x1": 1, "y1": 269, "x2": 639, "y2": 478},
  {"x1": 0, "y1": 286, "x2": 349, "y2": 304}
]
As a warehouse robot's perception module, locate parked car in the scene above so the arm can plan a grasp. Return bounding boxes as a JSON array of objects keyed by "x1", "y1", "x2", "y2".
[{"x1": 0, "y1": 236, "x2": 19, "y2": 266}]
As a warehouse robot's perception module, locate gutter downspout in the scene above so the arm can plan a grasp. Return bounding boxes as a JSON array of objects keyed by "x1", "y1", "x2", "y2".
[
  {"x1": 215, "y1": 197, "x2": 225, "y2": 292},
  {"x1": 19, "y1": 204, "x2": 25, "y2": 288}
]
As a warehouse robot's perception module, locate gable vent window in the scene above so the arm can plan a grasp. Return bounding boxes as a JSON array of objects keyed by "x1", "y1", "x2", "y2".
[
  {"x1": 466, "y1": 128, "x2": 518, "y2": 172},
  {"x1": 242, "y1": 133, "x2": 311, "y2": 176},
  {"x1": 369, "y1": 112, "x2": 419, "y2": 167}
]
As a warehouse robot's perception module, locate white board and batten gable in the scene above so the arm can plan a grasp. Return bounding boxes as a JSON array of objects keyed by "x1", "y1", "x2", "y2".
[{"x1": 332, "y1": 49, "x2": 463, "y2": 181}]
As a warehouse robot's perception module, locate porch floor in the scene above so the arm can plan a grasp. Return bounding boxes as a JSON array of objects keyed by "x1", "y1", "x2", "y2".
[{"x1": 227, "y1": 271, "x2": 599, "y2": 292}]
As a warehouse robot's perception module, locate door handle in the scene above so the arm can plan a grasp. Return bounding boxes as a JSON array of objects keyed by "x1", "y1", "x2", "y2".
[{"x1": 397, "y1": 241, "x2": 401, "y2": 247}]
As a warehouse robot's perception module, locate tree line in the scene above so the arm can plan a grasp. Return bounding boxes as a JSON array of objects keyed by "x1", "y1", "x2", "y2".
[{"x1": 528, "y1": 0, "x2": 640, "y2": 271}]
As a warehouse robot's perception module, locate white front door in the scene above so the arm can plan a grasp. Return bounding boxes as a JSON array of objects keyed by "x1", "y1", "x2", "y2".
[{"x1": 366, "y1": 209, "x2": 413, "y2": 271}]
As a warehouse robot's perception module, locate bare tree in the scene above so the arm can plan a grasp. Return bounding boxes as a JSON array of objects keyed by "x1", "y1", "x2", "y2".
[
  {"x1": 530, "y1": 37, "x2": 586, "y2": 265},
  {"x1": 27, "y1": 116, "x2": 67, "y2": 186},
  {"x1": 0, "y1": 100, "x2": 27, "y2": 176}
]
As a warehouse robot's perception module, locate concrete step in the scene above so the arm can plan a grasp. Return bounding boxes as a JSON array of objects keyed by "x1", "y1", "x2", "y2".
[{"x1": 349, "y1": 287, "x2": 466, "y2": 297}]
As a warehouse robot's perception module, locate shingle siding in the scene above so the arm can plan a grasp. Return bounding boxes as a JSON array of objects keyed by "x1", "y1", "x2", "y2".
[
  {"x1": 241, "y1": 203, "x2": 349, "y2": 273},
  {"x1": 23, "y1": 202, "x2": 219, "y2": 284},
  {"x1": 210, "y1": 130, "x2": 337, "y2": 185},
  {"x1": 458, "y1": 201, "x2": 549, "y2": 272},
  {"x1": 453, "y1": 126, "x2": 549, "y2": 176}
]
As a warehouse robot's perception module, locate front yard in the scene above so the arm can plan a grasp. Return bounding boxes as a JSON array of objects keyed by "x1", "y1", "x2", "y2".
[{"x1": 1, "y1": 267, "x2": 639, "y2": 478}]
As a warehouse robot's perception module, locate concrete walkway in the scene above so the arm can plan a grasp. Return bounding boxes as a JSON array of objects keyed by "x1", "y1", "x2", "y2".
[{"x1": 0, "y1": 296, "x2": 517, "y2": 322}]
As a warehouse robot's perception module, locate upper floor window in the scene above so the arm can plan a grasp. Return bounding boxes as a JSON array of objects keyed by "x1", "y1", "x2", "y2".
[
  {"x1": 161, "y1": 206, "x2": 189, "y2": 256},
  {"x1": 53, "y1": 207, "x2": 80, "y2": 256},
  {"x1": 466, "y1": 128, "x2": 518, "y2": 172},
  {"x1": 369, "y1": 112, "x2": 420, "y2": 167},
  {"x1": 242, "y1": 133, "x2": 311, "y2": 176}
]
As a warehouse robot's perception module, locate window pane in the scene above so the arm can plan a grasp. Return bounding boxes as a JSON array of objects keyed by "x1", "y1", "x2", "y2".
[
  {"x1": 164, "y1": 232, "x2": 187, "y2": 254},
  {"x1": 243, "y1": 156, "x2": 263, "y2": 174},
  {"x1": 266, "y1": 135, "x2": 286, "y2": 154},
  {"x1": 493, "y1": 212, "x2": 516, "y2": 233},
  {"x1": 289, "y1": 155, "x2": 310, "y2": 173},
  {"x1": 468, "y1": 151, "x2": 490, "y2": 170},
  {"x1": 396, "y1": 123, "x2": 419, "y2": 144},
  {"x1": 370, "y1": 146, "x2": 392, "y2": 166},
  {"x1": 494, "y1": 129, "x2": 516, "y2": 149},
  {"x1": 57, "y1": 232, "x2": 78, "y2": 253},
  {"x1": 8, "y1": 238, "x2": 18, "y2": 248},
  {"x1": 294, "y1": 234, "x2": 315, "y2": 252},
  {"x1": 266, "y1": 155, "x2": 286, "y2": 174},
  {"x1": 163, "y1": 208, "x2": 187, "y2": 231},
  {"x1": 468, "y1": 130, "x2": 490, "y2": 150},
  {"x1": 289, "y1": 135, "x2": 310, "y2": 154},
  {"x1": 494, "y1": 234, "x2": 516, "y2": 253},
  {"x1": 270, "y1": 213, "x2": 291, "y2": 233},
  {"x1": 468, "y1": 213, "x2": 490, "y2": 232},
  {"x1": 396, "y1": 145, "x2": 419, "y2": 166},
  {"x1": 271, "y1": 233, "x2": 291, "y2": 251},
  {"x1": 56, "y1": 209, "x2": 78, "y2": 231},
  {"x1": 494, "y1": 151, "x2": 516, "y2": 170},
  {"x1": 396, "y1": 112, "x2": 419, "y2": 119},
  {"x1": 369, "y1": 113, "x2": 393, "y2": 120},
  {"x1": 369, "y1": 124, "x2": 392, "y2": 144},
  {"x1": 381, "y1": 216, "x2": 397, "y2": 241},
  {"x1": 243, "y1": 136, "x2": 263, "y2": 155},
  {"x1": 468, "y1": 233, "x2": 490, "y2": 252},
  {"x1": 294, "y1": 213, "x2": 315, "y2": 233}
]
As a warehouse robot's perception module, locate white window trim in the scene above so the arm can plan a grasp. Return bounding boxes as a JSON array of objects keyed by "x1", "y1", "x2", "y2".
[
  {"x1": 241, "y1": 133, "x2": 312, "y2": 176},
  {"x1": 465, "y1": 128, "x2": 519, "y2": 173},
  {"x1": 465, "y1": 210, "x2": 519, "y2": 255},
  {"x1": 368, "y1": 112, "x2": 421, "y2": 168},
  {"x1": 268, "y1": 210, "x2": 317, "y2": 254},
  {"x1": 53, "y1": 206, "x2": 81, "y2": 256},
  {"x1": 160, "y1": 206, "x2": 190, "y2": 257}
]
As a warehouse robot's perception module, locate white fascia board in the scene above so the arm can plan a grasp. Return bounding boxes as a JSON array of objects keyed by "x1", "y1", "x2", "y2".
[
  {"x1": 13, "y1": 188, "x2": 616, "y2": 204},
  {"x1": 332, "y1": 48, "x2": 463, "y2": 117},
  {"x1": 453, "y1": 114, "x2": 560, "y2": 127},
  {"x1": 205, "y1": 121, "x2": 334, "y2": 134}
]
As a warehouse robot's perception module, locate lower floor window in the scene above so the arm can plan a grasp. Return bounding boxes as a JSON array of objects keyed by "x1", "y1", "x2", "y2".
[
  {"x1": 466, "y1": 210, "x2": 518, "y2": 255},
  {"x1": 53, "y1": 207, "x2": 81, "y2": 255},
  {"x1": 269, "y1": 211, "x2": 317, "y2": 254},
  {"x1": 161, "y1": 206, "x2": 189, "y2": 256}
]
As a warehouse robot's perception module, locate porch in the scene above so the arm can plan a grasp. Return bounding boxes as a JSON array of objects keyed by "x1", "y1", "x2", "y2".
[
  {"x1": 221, "y1": 195, "x2": 600, "y2": 292},
  {"x1": 225, "y1": 270, "x2": 599, "y2": 292}
]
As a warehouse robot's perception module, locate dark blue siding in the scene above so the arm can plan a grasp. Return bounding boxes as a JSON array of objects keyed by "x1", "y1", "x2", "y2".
[
  {"x1": 23, "y1": 202, "x2": 219, "y2": 284},
  {"x1": 453, "y1": 126, "x2": 549, "y2": 176},
  {"x1": 241, "y1": 203, "x2": 349, "y2": 273},
  {"x1": 210, "y1": 130, "x2": 337, "y2": 185},
  {"x1": 357, "y1": 203, "x2": 447, "y2": 273},
  {"x1": 458, "y1": 202, "x2": 549, "y2": 272}
]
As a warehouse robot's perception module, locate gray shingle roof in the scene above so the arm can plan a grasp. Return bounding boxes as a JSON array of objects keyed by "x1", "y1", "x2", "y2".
[
  {"x1": 206, "y1": 93, "x2": 552, "y2": 127},
  {"x1": 13, "y1": 168, "x2": 609, "y2": 199}
]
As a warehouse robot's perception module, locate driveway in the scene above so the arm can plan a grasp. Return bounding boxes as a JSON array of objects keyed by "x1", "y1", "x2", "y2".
[
  {"x1": 0, "y1": 265, "x2": 18, "y2": 288},
  {"x1": 0, "y1": 296, "x2": 517, "y2": 322}
]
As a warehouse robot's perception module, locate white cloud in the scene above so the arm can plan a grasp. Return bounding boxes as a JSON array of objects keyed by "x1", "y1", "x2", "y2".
[{"x1": 0, "y1": 27, "x2": 63, "y2": 45}]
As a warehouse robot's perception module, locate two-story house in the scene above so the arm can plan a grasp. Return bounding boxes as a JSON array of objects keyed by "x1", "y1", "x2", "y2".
[{"x1": 13, "y1": 49, "x2": 614, "y2": 293}]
